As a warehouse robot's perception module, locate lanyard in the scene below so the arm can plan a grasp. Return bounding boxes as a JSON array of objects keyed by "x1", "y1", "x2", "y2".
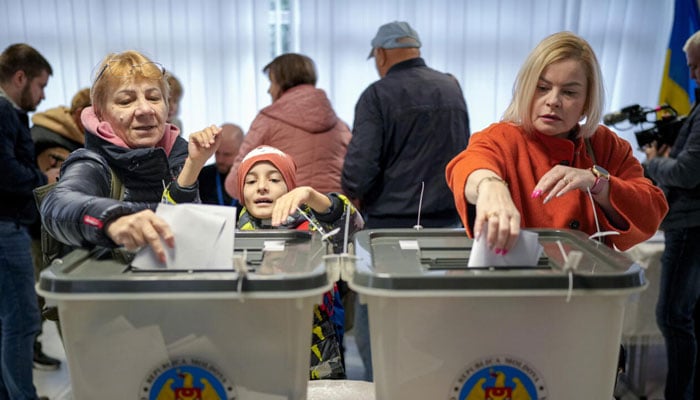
[{"x1": 215, "y1": 172, "x2": 236, "y2": 206}]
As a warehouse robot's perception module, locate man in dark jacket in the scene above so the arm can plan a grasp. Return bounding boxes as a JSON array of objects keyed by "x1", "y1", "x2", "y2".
[
  {"x1": 645, "y1": 30, "x2": 700, "y2": 400},
  {"x1": 342, "y1": 21, "x2": 470, "y2": 230},
  {"x1": 341, "y1": 21, "x2": 470, "y2": 381},
  {"x1": 0, "y1": 43, "x2": 53, "y2": 400}
]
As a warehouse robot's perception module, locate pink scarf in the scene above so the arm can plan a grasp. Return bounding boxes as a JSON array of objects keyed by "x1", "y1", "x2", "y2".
[{"x1": 80, "y1": 106, "x2": 179, "y2": 156}]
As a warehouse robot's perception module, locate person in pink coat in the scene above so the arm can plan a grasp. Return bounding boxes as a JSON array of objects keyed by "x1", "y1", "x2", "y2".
[{"x1": 225, "y1": 53, "x2": 351, "y2": 200}]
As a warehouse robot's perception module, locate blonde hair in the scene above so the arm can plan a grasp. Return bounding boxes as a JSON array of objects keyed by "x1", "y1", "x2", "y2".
[
  {"x1": 502, "y1": 31, "x2": 605, "y2": 138},
  {"x1": 69, "y1": 87, "x2": 91, "y2": 114},
  {"x1": 90, "y1": 50, "x2": 168, "y2": 118}
]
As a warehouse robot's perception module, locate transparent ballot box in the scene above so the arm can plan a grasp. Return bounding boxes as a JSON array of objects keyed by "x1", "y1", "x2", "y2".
[
  {"x1": 347, "y1": 228, "x2": 646, "y2": 400},
  {"x1": 37, "y1": 231, "x2": 330, "y2": 400}
]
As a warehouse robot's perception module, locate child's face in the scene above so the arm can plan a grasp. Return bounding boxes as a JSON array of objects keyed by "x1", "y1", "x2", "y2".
[{"x1": 243, "y1": 161, "x2": 289, "y2": 219}]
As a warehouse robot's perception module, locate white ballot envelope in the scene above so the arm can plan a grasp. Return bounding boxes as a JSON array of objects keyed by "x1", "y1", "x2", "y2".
[
  {"x1": 468, "y1": 226, "x2": 543, "y2": 268},
  {"x1": 131, "y1": 203, "x2": 237, "y2": 270}
]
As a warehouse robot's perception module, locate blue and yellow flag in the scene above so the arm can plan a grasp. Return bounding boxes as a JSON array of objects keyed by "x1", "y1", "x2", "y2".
[{"x1": 659, "y1": 0, "x2": 700, "y2": 116}]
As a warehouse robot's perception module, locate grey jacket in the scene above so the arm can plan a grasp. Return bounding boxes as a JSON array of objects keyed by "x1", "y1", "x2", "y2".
[{"x1": 645, "y1": 90, "x2": 700, "y2": 230}]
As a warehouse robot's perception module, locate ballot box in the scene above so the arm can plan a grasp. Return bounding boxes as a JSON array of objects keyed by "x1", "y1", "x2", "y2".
[
  {"x1": 37, "y1": 231, "x2": 331, "y2": 400},
  {"x1": 346, "y1": 228, "x2": 646, "y2": 400}
]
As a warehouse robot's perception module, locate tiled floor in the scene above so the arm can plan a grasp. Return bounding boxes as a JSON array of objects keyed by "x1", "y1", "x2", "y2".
[{"x1": 35, "y1": 319, "x2": 664, "y2": 400}]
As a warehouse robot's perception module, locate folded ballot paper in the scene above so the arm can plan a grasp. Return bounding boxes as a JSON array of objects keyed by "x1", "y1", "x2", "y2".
[
  {"x1": 468, "y1": 226, "x2": 543, "y2": 268},
  {"x1": 131, "y1": 203, "x2": 237, "y2": 270}
]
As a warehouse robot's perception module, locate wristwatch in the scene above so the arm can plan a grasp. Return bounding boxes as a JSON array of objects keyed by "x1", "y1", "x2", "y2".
[{"x1": 590, "y1": 165, "x2": 610, "y2": 195}]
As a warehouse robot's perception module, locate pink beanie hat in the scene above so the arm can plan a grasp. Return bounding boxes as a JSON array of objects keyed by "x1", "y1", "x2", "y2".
[{"x1": 237, "y1": 146, "x2": 297, "y2": 207}]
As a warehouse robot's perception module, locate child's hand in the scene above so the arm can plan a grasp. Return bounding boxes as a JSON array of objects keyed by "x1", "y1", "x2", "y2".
[
  {"x1": 271, "y1": 186, "x2": 330, "y2": 226},
  {"x1": 271, "y1": 187, "x2": 313, "y2": 226}
]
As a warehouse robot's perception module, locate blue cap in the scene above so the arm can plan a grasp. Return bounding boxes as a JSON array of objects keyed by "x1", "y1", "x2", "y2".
[{"x1": 368, "y1": 21, "x2": 421, "y2": 58}]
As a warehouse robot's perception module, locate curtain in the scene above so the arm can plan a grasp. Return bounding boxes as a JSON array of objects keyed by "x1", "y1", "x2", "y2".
[
  {"x1": 0, "y1": 0, "x2": 270, "y2": 136},
  {"x1": 0, "y1": 0, "x2": 676, "y2": 160}
]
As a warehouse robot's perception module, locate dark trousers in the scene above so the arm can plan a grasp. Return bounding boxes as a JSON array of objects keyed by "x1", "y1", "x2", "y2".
[
  {"x1": 0, "y1": 222, "x2": 42, "y2": 400},
  {"x1": 656, "y1": 226, "x2": 700, "y2": 400}
]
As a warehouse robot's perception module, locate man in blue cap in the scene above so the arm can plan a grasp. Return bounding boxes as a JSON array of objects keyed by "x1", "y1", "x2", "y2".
[{"x1": 341, "y1": 21, "x2": 470, "y2": 381}]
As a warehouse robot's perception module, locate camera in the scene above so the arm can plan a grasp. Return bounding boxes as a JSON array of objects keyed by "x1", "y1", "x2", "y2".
[
  {"x1": 603, "y1": 104, "x2": 685, "y2": 149},
  {"x1": 634, "y1": 115, "x2": 685, "y2": 149}
]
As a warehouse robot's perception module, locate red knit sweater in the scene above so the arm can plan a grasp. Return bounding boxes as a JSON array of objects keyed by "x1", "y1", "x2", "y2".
[{"x1": 446, "y1": 122, "x2": 668, "y2": 251}]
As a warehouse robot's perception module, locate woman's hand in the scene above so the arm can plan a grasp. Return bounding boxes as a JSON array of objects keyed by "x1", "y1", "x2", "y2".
[
  {"x1": 472, "y1": 179, "x2": 521, "y2": 254},
  {"x1": 188, "y1": 125, "x2": 222, "y2": 166},
  {"x1": 105, "y1": 209, "x2": 174, "y2": 263},
  {"x1": 466, "y1": 170, "x2": 520, "y2": 254},
  {"x1": 177, "y1": 125, "x2": 223, "y2": 187},
  {"x1": 531, "y1": 165, "x2": 597, "y2": 203},
  {"x1": 531, "y1": 164, "x2": 628, "y2": 231},
  {"x1": 270, "y1": 186, "x2": 331, "y2": 226}
]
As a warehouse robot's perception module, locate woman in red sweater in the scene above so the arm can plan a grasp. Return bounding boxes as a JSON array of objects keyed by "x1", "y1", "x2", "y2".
[{"x1": 446, "y1": 31, "x2": 668, "y2": 252}]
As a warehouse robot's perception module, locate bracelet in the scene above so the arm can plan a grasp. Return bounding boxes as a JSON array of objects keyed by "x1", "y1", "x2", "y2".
[{"x1": 475, "y1": 176, "x2": 508, "y2": 197}]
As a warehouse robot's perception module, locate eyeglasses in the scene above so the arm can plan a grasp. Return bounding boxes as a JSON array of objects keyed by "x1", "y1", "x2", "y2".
[{"x1": 93, "y1": 61, "x2": 165, "y2": 84}]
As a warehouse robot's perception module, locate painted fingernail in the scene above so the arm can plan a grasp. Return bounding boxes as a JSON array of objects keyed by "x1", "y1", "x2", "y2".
[
  {"x1": 502, "y1": 249, "x2": 508, "y2": 256},
  {"x1": 530, "y1": 189, "x2": 543, "y2": 198},
  {"x1": 494, "y1": 248, "x2": 502, "y2": 255}
]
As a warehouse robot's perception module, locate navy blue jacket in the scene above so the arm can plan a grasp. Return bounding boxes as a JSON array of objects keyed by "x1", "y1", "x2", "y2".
[
  {"x1": 0, "y1": 96, "x2": 48, "y2": 226},
  {"x1": 198, "y1": 164, "x2": 240, "y2": 208},
  {"x1": 341, "y1": 58, "x2": 470, "y2": 228}
]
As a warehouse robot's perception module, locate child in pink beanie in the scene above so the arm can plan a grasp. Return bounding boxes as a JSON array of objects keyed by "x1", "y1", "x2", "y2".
[
  {"x1": 235, "y1": 146, "x2": 363, "y2": 243},
  {"x1": 235, "y1": 145, "x2": 364, "y2": 379}
]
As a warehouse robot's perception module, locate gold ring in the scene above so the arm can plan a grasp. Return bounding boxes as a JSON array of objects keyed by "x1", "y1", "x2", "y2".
[
  {"x1": 487, "y1": 212, "x2": 498, "y2": 219},
  {"x1": 564, "y1": 177, "x2": 571, "y2": 184}
]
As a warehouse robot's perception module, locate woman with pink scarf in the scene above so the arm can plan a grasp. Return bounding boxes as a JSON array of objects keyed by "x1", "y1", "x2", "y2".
[{"x1": 40, "y1": 50, "x2": 220, "y2": 264}]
